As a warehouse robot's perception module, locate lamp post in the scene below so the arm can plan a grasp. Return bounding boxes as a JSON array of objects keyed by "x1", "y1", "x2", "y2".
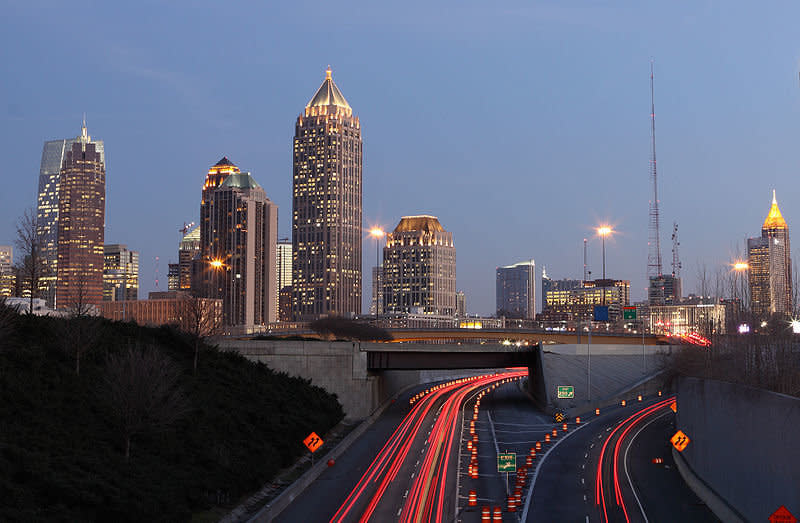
[
  {"x1": 733, "y1": 261, "x2": 749, "y2": 327},
  {"x1": 597, "y1": 226, "x2": 613, "y2": 307},
  {"x1": 370, "y1": 227, "x2": 385, "y2": 316}
]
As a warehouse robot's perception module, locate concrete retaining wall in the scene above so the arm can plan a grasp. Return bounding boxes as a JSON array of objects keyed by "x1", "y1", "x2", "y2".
[{"x1": 676, "y1": 377, "x2": 800, "y2": 521}]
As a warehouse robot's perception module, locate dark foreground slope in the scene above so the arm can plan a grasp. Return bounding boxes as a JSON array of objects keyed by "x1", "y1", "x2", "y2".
[{"x1": 0, "y1": 311, "x2": 343, "y2": 522}]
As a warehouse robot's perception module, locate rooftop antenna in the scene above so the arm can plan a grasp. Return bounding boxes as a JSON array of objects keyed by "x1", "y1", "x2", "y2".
[{"x1": 647, "y1": 60, "x2": 663, "y2": 279}]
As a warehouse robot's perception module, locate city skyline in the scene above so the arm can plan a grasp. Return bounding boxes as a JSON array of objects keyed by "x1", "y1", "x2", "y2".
[{"x1": 4, "y1": 3, "x2": 800, "y2": 315}]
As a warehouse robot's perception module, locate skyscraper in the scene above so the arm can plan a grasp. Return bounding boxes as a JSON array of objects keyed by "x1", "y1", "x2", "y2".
[
  {"x1": 292, "y1": 68, "x2": 363, "y2": 320},
  {"x1": 0, "y1": 246, "x2": 12, "y2": 298},
  {"x1": 496, "y1": 260, "x2": 536, "y2": 319},
  {"x1": 103, "y1": 244, "x2": 139, "y2": 301},
  {"x1": 382, "y1": 216, "x2": 456, "y2": 316},
  {"x1": 761, "y1": 190, "x2": 791, "y2": 314},
  {"x1": 276, "y1": 239, "x2": 292, "y2": 321},
  {"x1": 200, "y1": 158, "x2": 278, "y2": 328},
  {"x1": 55, "y1": 123, "x2": 105, "y2": 310},
  {"x1": 37, "y1": 122, "x2": 105, "y2": 307},
  {"x1": 178, "y1": 225, "x2": 200, "y2": 290},
  {"x1": 748, "y1": 236, "x2": 787, "y2": 319}
]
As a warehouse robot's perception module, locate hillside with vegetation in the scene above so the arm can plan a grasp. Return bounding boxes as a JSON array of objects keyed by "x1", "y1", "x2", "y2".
[{"x1": 0, "y1": 304, "x2": 343, "y2": 521}]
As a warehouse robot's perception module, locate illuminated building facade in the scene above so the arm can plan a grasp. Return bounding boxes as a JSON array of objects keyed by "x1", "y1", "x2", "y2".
[
  {"x1": 760, "y1": 191, "x2": 791, "y2": 314},
  {"x1": 276, "y1": 239, "x2": 292, "y2": 320},
  {"x1": 456, "y1": 290, "x2": 466, "y2": 317},
  {"x1": 103, "y1": 244, "x2": 139, "y2": 301},
  {"x1": 648, "y1": 274, "x2": 681, "y2": 306},
  {"x1": 37, "y1": 123, "x2": 104, "y2": 307},
  {"x1": 370, "y1": 266, "x2": 383, "y2": 315},
  {"x1": 382, "y1": 216, "x2": 456, "y2": 316},
  {"x1": 167, "y1": 263, "x2": 179, "y2": 291},
  {"x1": 0, "y1": 246, "x2": 12, "y2": 297},
  {"x1": 292, "y1": 68, "x2": 362, "y2": 320},
  {"x1": 496, "y1": 260, "x2": 536, "y2": 319},
  {"x1": 748, "y1": 236, "x2": 787, "y2": 319},
  {"x1": 540, "y1": 268, "x2": 582, "y2": 314},
  {"x1": 649, "y1": 303, "x2": 726, "y2": 336},
  {"x1": 200, "y1": 159, "x2": 278, "y2": 327},
  {"x1": 179, "y1": 225, "x2": 200, "y2": 290},
  {"x1": 55, "y1": 123, "x2": 105, "y2": 309},
  {"x1": 544, "y1": 279, "x2": 630, "y2": 322}
]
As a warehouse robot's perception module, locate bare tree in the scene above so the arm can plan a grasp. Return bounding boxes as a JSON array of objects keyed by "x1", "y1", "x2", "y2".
[
  {"x1": 60, "y1": 315, "x2": 102, "y2": 376},
  {"x1": 66, "y1": 272, "x2": 95, "y2": 317},
  {"x1": 695, "y1": 261, "x2": 709, "y2": 299},
  {"x1": 181, "y1": 293, "x2": 222, "y2": 375},
  {"x1": 101, "y1": 344, "x2": 190, "y2": 461},
  {"x1": 13, "y1": 208, "x2": 46, "y2": 315}
]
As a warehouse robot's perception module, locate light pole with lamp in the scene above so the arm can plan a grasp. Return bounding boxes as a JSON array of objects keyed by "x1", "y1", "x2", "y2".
[{"x1": 370, "y1": 227, "x2": 385, "y2": 316}]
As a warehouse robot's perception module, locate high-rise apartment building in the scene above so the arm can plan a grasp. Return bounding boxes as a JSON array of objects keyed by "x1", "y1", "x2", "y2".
[
  {"x1": 103, "y1": 244, "x2": 139, "y2": 301},
  {"x1": 760, "y1": 191, "x2": 791, "y2": 314},
  {"x1": 382, "y1": 216, "x2": 456, "y2": 316},
  {"x1": 167, "y1": 263, "x2": 180, "y2": 291},
  {"x1": 37, "y1": 122, "x2": 105, "y2": 307},
  {"x1": 748, "y1": 236, "x2": 787, "y2": 319},
  {"x1": 55, "y1": 123, "x2": 105, "y2": 310},
  {"x1": 292, "y1": 68, "x2": 363, "y2": 320},
  {"x1": 200, "y1": 158, "x2": 278, "y2": 328},
  {"x1": 456, "y1": 290, "x2": 466, "y2": 317},
  {"x1": 496, "y1": 260, "x2": 536, "y2": 319}
]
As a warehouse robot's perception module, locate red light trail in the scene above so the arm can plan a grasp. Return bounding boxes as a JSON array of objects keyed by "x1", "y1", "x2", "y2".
[{"x1": 329, "y1": 371, "x2": 526, "y2": 523}]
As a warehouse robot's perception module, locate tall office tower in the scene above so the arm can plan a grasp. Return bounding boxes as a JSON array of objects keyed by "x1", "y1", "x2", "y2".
[
  {"x1": 37, "y1": 122, "x2": 105, "y2": 307},
  {"x1": 748, "y1": 236, "x2": 788, "y2": 320},
  {"x1": 761, "y1": 190, "x2": 791, "y2": 314},
  {"x1": 0, "y1": 246, "x2": 12, "y2": 297},
  {"x1": 369, "y1": 266, "x2": 384, "y2": 316},
  {"x1": 55, "y1": 123, "x2": 105, "y2": 310},
  {"x1": 167, "y1": 263, "x2": 180, "y2": 291},
  {"x1": 103, "y1": 244, "x2": 139, "y2": 301},
  {"x1": 382, "y1": 216, "x2": 456, "y2": 316},
  {"x1": 455, "y1": 290, "x2": 466, "y2": 317},
  {"x1": 201, "y1": 161, "x2": 278, "y2": 328},
  {"x1": 496, "y1": 260, "x2": 536, "y2": 319},
  {"x1": 276, "y1": 239, "x2": 292, "y2": 320},
  {"x1": 179, "y1": 225, "x2": 200, "y2": 290},
  {"x1": 292, "y1": 68, "x2": 363, "y2": 320}
]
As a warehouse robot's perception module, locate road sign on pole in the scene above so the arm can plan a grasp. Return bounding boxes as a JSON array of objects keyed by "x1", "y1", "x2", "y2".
[
  {"x1": 303, "y1": 432, "x2": 324, "y2": 453},
  {"x1": 497, "y1": 452, "x2": 516, "y2": 473},
  {"x1": 670, "y1": 430, "x2": 690, "y2": 452},
  {"x1": 557, "y1": 385, "x2": 574, "y2": 399},
  {"x1": 623, "y1": 306, "x2": 637, "y2": 320}
]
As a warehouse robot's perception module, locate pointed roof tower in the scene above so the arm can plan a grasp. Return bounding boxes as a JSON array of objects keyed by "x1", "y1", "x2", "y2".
[
  {"x1": 763, "y1": 189, "x2": 788, "y2": 230},
  {"x1": 305, "y1": 67, "x2": 352, "y2": 116}
]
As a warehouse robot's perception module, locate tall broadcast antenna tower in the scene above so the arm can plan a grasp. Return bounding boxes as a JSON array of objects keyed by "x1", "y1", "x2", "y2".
[{"x1": 647, "y1": 61, "x2": 663, "y2": 279}]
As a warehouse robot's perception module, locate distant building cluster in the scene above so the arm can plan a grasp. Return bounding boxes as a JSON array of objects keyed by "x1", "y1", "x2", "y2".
[{"x1": 4, "y1": 70, "x2": 793, "y2": 339}]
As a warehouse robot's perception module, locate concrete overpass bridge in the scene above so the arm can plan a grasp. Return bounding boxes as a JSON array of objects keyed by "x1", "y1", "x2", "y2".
[
  {"x1": 384, "y1": 328, "x2": 668, "y2": 345},
  {"x1": 219, "y1": 338, "x2": 672, "y2": 419}
]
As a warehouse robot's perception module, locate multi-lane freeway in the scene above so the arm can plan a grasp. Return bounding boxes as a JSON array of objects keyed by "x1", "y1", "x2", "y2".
[{"x1": 277, "y1": 372, "x2": 716, "y2": 522}]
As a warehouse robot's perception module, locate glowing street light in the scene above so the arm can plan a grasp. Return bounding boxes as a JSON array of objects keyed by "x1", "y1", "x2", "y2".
[
  {"x1": 369, "y1": 227, "x2": 385, "y2": 315},
  {"x1": 733, "y1": 261, "x2": 749, "y2": 271},
  {"x1": 596, "y1": 226, "x2": 613, "y2": 281}
]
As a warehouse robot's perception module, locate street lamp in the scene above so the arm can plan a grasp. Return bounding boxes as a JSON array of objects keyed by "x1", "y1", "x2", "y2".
[
  {"x1": 370, "y1": 227, "x2": 385, "y2": 315},
  {"x1": 732, "y1": 261, "x2": 749, "y2": 323},
  {"x1": 597, "y1": 226, "x2": 613, "y2": 307}
]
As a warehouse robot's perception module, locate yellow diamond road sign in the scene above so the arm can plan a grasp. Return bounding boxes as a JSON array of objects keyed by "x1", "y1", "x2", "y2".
[{"x1": 670, "y1": 430, "x2": 690, "y2": 452}]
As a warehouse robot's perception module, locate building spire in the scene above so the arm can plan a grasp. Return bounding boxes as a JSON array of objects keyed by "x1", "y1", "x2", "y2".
[
  {"x1": 81, "y1": 113, "x2": 88, "y2": 138},
  {"x1": 326, "y1": 66, "x2": 332, "y2": 80},
  {"x1": 763, "y1": 189, "x2": 787, "y2": 230},
  {"x1": 773, "y1": 188, "x2": 777, "y2": 205}
]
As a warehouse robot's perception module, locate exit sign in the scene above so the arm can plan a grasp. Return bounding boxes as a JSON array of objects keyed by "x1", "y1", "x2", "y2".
[
  {"x1": 497, "y1": 452, "x2": 516, "y2": 472},
  {"x1": 557, "y1": 385, "x2": 574, "y2": 399},
  {"x1": 623, "y1": 306, "x2": 637, "y2": 320}
]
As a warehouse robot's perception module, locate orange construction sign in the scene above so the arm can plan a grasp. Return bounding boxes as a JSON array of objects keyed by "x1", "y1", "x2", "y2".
[
  {"x1": 670, "y1": 430, "x2": 690, "y2": 452},
  {"x1": 303, "y1": 432, "x2": 324, "y2": 453},
  {"x1": 670, "y1": 401, "x2": 677, "y2": 413},
  {"x1": 769, "y1": 505, "x2": 798, "y2": 523}
]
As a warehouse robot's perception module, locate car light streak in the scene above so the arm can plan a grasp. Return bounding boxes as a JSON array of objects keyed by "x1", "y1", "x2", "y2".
[
  {"x1": 330, "y1": 371, "x2": 525, "y2": 523},
  {"x1": 594, "y1": 397, "x2": 674, "y2": 523}
]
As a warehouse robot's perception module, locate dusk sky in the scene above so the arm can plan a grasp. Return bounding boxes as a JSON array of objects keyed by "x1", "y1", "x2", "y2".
[{"x1": 3, "y1": 1, "x2": 800, "y2": 315}]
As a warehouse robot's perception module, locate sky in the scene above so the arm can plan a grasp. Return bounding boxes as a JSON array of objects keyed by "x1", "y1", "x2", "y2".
[{"x1": 2, "y1": 1, "x2": 800, "y2": 315}]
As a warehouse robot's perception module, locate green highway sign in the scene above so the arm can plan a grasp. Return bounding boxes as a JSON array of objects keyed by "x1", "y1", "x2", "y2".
[
  {"x1": 557, "y1": 385, "x2": 574, "y2": 399},
  {"x1": 623, "y1": 306, "x2": 637, "y2": 320},
  {"x1": 497, "y1": 452, "x2": 516, "y2": 473}
]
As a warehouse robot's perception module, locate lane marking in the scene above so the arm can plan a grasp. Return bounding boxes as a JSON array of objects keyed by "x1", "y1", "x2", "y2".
[
  {"x1": 403, "y1": 490, "x2": 409, "y2": 498},
  {"x1": 397, "y1": 508, "x2": 402, "y2": 516},
  {"x1": 624, "y1": 410, "x2": 671, "y2": 523},
  {"x1": 581, "y1": 477, "x2": 585, "y2": 485}
]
